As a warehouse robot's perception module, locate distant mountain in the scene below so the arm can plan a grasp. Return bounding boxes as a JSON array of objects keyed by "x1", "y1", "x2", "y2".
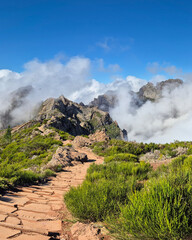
[
  {"x1": 137, "y1": 79, "x2": 183, "y2": 102},
  {"x1": 35, "y1": 95, "x2": 127, "y2": 140},
  {"x1": 88, "y1": 90, "x2": 117, "y2": 112},
  {"x1": 88, "y1": 79, "x2": 183, "y2": 112}
]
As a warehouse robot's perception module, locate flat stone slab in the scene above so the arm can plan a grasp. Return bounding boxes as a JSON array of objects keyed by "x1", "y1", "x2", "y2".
[
  {"x1": 6, "y1": 216, "x2": 21, "y2": 225},
  {"x1": 0, "y1": 225, "x2": 21, "y2": 238},
  {"x1": 1, "y1": 194, "x2": 29, "y2": 206},
  {"x1": 22, "y1": 219, "x2": 61, "y2": 232},
  {"x1": 12, "y1": 233, "x2": 50, "y2": 240},
  {"x1": 50, "y1": 203, "x2": 63, "y2": 211},
  {"x1": 17, "y1": 192, "x2": 44, "y2": 199},
  {"x1": 0, "y1": 204, "x2": 16, "y2": 214},
  {"x1": 0, "y1": 214, "x2": 7, "y2": 222},
  {"x1": 21, "y1": 203, "x2": 51, "y2": 213},
  {"x1": 29, "y1": 199, "x2": 48, "y2": 204},
  {"x1": 16, "y1": 210, "x2": 55, "y2": 221}
]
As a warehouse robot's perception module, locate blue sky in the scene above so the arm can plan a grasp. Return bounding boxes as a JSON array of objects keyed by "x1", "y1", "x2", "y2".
[{"x1": 0, "y1": 0, "x2": 192, "y2": 82}]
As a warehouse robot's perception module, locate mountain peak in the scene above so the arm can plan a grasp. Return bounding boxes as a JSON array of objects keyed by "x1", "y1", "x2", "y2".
[{"x1": 35, "y1": 95, "x2": 126, "y2": 140}]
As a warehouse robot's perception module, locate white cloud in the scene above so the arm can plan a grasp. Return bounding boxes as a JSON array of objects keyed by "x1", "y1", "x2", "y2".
[
  {"x1": 109, "y1": 81, "x2": 192, "y2": 143},
  {"x1": 125, "y1": 76, "x2": 147, "y2": 92},
  {"x1": 0, "y1": 57, "x2": 91, "y2": 128},
  {"x1": 96, "y1": 37, "x2": 133, "y2": 53},
  {"x1": 2, "y1": 56, "x2": 192, "y2": 144},
  {"x1": 150, "y1": 74, "x2": 167, "y2": 84},
  {"x1": 147, "y1": 62, "x2": 160, "y2": 74},
  {"x1": 147, "y1": 62, "x2": 182, "y2": 75},
  {"x1": 97, "y1": 38, "x2": 112, "y2": 51},
  {"x1": 97, "y1": 59, "x2": 121, "y2": 73}
]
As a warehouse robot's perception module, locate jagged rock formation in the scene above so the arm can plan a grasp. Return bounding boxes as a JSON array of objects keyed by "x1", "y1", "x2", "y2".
[
  {"x1": 138, "y1": 79, "x2": 183, "y2": 102},
  {"x1": 88, "y1": 79, "x2": 183, "y2": 111},
  {"x1": 89, "y1": 91, "x2": 117, "y2": 112},
  {"x1": 35, "y1": 95, "x2": 126, "y2": 140}
]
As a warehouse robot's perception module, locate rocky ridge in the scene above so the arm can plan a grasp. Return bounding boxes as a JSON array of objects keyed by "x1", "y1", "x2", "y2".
[
  {"x1": 89, "y1": 78, "x2": 183, "y2": 112},
  {"x1": 35, "y1": 95, "x2": 126, "y2": 140}
]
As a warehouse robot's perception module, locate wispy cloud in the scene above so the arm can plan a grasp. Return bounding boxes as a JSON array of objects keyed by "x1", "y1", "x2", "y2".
[
  {"x1": 96, "y1": 37, "x2": 114, "y2": 51},
  {"x1": 147, "y1": 62, "x2": 182, "y2": 75},
  {"x1": 97, "y1": 58, "x2": 122, "y2": 73},
  {"x1": 96, "y1": 37, "x2": 134, "y2": 53}
]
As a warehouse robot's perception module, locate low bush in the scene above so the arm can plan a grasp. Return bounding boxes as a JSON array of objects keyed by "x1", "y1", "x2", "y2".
[
  {"x1": 65, "y1": 138, "x2": 192, "y2": 239},
  {"x1": 86, "y1": 161, "x2": 151, "y2": 182},
  {"x1": 64, "y1": 176, "x2": 137, "y2": 222},
  {"x1": 54, "y1": 128, "x2": 75, "y2": 140},
  {"x1": 64, "y1": 160, "x2": 152, "y2": 221},
  {"x1": 91, "y1": 139, "x2": 161, "y2": 157},
  {"x1": 104, "y1": 153, "x2": 138, "y2": 163},
  {"x1": 111, "y1": 172, "x2": 192, "y2": 240},
  {"x1": 0, "y1": 124, "x2": 63, "y2": 190}
]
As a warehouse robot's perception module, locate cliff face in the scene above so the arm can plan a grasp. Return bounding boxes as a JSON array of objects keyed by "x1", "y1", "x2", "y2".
[{"x1": 35, "y1": 95, "x2": 126, "y2": 140}]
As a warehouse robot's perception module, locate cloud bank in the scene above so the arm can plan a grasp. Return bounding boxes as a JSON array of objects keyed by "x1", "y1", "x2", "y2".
[{"x1": 1, "y1": 56, "x2": 192, "y2": 143}]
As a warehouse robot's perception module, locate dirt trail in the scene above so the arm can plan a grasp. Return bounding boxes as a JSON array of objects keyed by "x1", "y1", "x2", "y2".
[{"x1": 0, "y1": 147, "x2": 104, "y2": 240}]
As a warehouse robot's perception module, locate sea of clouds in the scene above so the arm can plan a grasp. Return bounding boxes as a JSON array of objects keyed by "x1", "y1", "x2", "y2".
[{"x1": 1, "y1": 56, "x2": 192, "y2": 143}]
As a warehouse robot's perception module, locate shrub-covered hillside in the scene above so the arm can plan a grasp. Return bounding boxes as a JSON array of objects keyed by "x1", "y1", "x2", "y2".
[
  {"x1": 0, "y1": 122, "x2": 73, "y2": 192},
  {"x1": 64, "y1": 139, "x2": 192, "y2": 240}
]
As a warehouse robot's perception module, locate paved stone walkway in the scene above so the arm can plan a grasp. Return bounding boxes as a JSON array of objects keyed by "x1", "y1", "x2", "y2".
[{"x1": 0, "y1": 147, "x2": 104, "y2": 240}]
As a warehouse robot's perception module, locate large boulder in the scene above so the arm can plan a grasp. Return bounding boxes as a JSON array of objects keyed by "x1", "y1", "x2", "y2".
[
  {"x1": 45, "y1": 146, "x2": 88, "y2": 170},
  {"x1": 73, "y1": 130, "x2": 110, "y2": 148}
]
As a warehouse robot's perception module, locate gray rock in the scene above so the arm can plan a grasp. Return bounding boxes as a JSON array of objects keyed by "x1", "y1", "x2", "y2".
[
  {"x1": 45, "y1": 146, "x2": 88, "y2": 171},
  {"x1": 35, "y1": 95, "x2": 126, "y2": 140}
]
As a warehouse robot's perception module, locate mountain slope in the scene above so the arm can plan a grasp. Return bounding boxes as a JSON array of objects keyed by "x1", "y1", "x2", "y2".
[{"x1": 35, "y1": 95, "x2": 127, "y2": 140}]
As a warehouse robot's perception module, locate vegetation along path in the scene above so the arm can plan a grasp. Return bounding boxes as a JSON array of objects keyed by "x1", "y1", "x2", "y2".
[{"x1": 0, "y1": 146, "x2": 104, "y2": 240}]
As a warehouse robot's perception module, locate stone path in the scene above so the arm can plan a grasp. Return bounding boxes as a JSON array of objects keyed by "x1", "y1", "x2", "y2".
[{"x1": 0, "y1": 147, "x2": 104, "y2": 240}]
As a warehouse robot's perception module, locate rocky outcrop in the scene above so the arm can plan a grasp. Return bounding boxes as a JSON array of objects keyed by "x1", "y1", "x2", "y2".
[
  {"x1": 140, "y1": 146, "x2": 188, "y2": 162},
  {"x1": 138, "y1": 79, "x2": 183, "y2": 103},
  {"x1": 89, "y1": 91, "x2": 117, "y2": 112},
  {"x1": 138, "y1": 82, "x2": 159, "y2": 102},
  {"x1": 45, "y1": 146, "x2": 88, "y2": 170},
  {"x1": 35, "y1": 95, "x2": 126, "y2": 140},
  {"x1": 73, "y1": 130, "x2": 110, "y2": 148},
  {"x1": 88, "y1": 78, "x2": 183, "y2": 110},
  {"x1": 140, "y1": 150, "x2": 162, "y2": 162}
]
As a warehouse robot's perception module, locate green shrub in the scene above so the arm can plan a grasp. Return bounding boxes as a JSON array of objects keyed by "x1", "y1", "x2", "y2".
[
  {"x1": 109, "y1": 169, "x2": 192, "y2": 240},
  {"x1": 64, "y1": 160, "x2": 152, "y2": 221},
  {"x1": 91, "y1": 141, "x2": 108, "y2": 156},
  {"x1": 0, "y1": 124, "x2": 62, "y2": 188},
  {"x1": 0, "y1": 178, "x2": 11, "y2": 192},
  {"x1": 104, "y1": 122, "x2": 121, "y2": 139},
  {"x1": 64, "y1": 177, "x2": 137, "y2": 222},
  {"x1": 91, "y1": 140, "x2": 161, "y2": 157},
  {"x1": 13, "y1": 170, "x2": 40, "y2": 185},
  {"x1": 3, "y1": 126, "x2": 12, "y2": 144},
  {"x1": 54, "y1": 129, "x2": 75, "y2": 140},
  {"x1": 104, "y1": 153, "x2": 138, "y2": 163},
  {"x1": 87, "y1": 161, "x2": 151, "y2": 182},
  {"x1": 42, "y1": 169, "x2": 56, "y2": 178}
]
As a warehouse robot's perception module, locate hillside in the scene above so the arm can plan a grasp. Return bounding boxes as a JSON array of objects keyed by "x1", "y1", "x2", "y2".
[
  {"x1": 1, "y1": 91, "x2": 192, "y2": 239},
  {"x1": 1, "y1": 107, "x2": 192, "y2": 239}
]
